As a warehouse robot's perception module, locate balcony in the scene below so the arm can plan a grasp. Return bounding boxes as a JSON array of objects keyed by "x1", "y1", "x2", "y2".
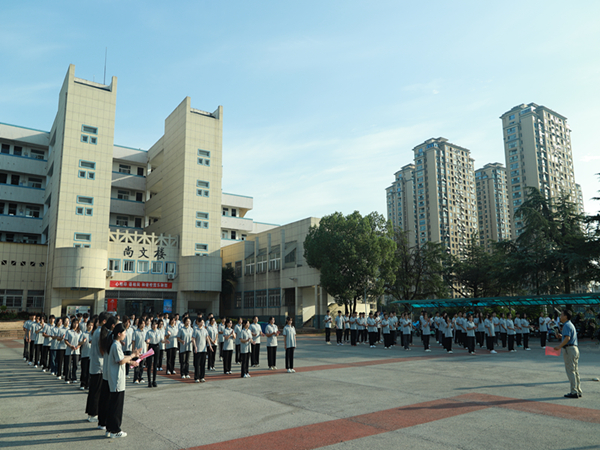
[
  {"x1": 0, "y1": 153, "x2": 46, "y2": 177},
  {"x1": 111, "y1": 171, "x2": 146, "y2": 191},
  {"x1": 0, "y1": 184, "x2": 45, "y2": 204},
  {"x1": 110, "y1": 198, "x2": 145, "y2": 217},
  {"x1": 0, "y1": 214, "x2": 44, "y2": 234},
  {"x1": 221, "y1": 215, "x2": 254, "y2": 232}
]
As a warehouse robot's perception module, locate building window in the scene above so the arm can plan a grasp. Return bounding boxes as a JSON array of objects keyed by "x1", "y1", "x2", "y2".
[
  {"x1": 25, "y1": 205, "x2": 40, "y2": 218},
  {"x1": 165, "y1": 262, "x2": 176, "y2": 275},
  {"x1": 137, "y1": 260, "x2": 150, "y2": 273},
  {"x1": 235, "y1": 261, "x2": 242, "y2": 277},
  {"x1": 85, "y1": 208, "x2": 93, "y2": 216},
  {"x1": 1, "y1": 144, "x2": 9, "y2": 154},
  {"x1": 195, "y1": 243, "x2": 208, "y2": 256},
  {"x1": 268, "y1": 290, "x2": 281, "y2": 307},
  {"x1": 123, "y1": 260, "x2": 135, "y2": 272},
  {"x1": 77, "y1": 196, "x2": 93, "y2": 205},
  {"x1": 5, "y1": 290, "x2": 23, "y2": 308},
  {"x1": 82, "y1": 125, "x2": 98, "y2": 134},
  {"x1": 197, "y1": 149, "x2": 211, "y2": 166},
  {"x1": 256, "y1": 290, "x2": 267, "y2": 308},
  {"x1": 196, "y1": 180, "x2": 209, "y2": 197},
  {"x1": 74, "y1": 233, "x2": 91, "y2": 242},
  {"x1": 30, "y1": 149, "x2": 45, "y2": 160},
  {"x1": 87, "y1": 172, "x2": 95, "y2": 180},
  {"x1": 118, "y1": 164, "x2": 131, "y2": 174},
  {"x1": 80, "y1": 160, "x2": 96, "y2": 170},
  {"x1": 26, "y1": 290, "x2": 44, "y2": 308},
  {"x1": 116, "y1": 216, "x2": 129, "y2": 227},
  {"x1": 151, "y1": 261, "x2": 163, "y2": 274},
  {"x1": 196, "y1": 212, "x2": 209, "y2": 228},
  {"x1": 108, "y1": 259, "x2": 121, "y2": 272},
  {"x1": 76, "y1": 206, "x2": 84, "y2": 215},
  {"x1": 117, "y1": 190, "x2": 130, "y2": 200},
  {"x1": 81, "y1": 135, "x2": 89, "y2": 143},
  {"x1": 28, "y1": 177, "x2": 43, "y2": 189}
]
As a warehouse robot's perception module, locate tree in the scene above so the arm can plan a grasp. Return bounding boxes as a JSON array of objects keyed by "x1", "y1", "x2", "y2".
[
  {"x1": 303, "y1": 211, "x2": 396, "y2": 313},
  {"x1": 220, "y1": 266, "x2": 237, "y2": 310},
  {"x1": 384, "y1": 229, "x2": 448, "y2": 301}
]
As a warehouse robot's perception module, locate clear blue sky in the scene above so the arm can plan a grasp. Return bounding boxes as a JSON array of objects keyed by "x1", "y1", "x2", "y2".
[{"x1": 1, "y1": 1, "x2": 599, "y2": 224}]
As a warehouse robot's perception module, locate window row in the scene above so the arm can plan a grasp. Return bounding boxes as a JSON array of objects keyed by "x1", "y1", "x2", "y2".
[
  {"x1": 197, "y1": 149, "x2": 210, "y2": 166},
  {"x1": 0, "y1": 172, "x2": 44, "y2": 188},
  {"x1": 1, "y1": 143, "x2": 46, "y2": 160},
  {"x1": 108, "y1": 258, "x2": 176, "y2": 274},
  {"x1": 0, "y1": 202, "x2": 41, "y2": 218},
  {"x1": 0, "y1": 233, "x2": 41, "y2": 244},
  {"x1": 196, "y1": 180, "x2": 210, "y2": 197},
  {"x1": 196, "y1": 212, "x2": 209, "y2": 228},
  {"x1": 117, "y1": 164, "x2": 145, "y2": 177}
]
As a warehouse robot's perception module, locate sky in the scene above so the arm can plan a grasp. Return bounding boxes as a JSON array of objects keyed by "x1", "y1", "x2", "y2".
[{"x1": 1, "y1": 1, "x2": 599, "y2": 224}]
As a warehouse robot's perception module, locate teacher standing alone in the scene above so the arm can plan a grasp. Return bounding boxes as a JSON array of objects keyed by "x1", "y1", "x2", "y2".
[{"x1": 554, "y1": 309, "x2": 582, "y2": 399}]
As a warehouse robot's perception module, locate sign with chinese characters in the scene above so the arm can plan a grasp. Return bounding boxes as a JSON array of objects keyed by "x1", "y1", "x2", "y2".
[
  {"x1": 122, "y1": 246, "x2": 166, "y2": 259},
  {"x1": 163, "y1": 299, "x2": 173, "y2": 313},
  {"x1": 107, "y1": 298, "x2": 118, "y2": 312},
  {"x1": 109, "y1": 281, "x2": 173, "y2": 289}
]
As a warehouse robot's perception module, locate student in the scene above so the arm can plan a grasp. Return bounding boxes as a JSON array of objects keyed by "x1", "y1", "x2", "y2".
[
  {"x1": 335, "y1": 311, "x2": 344, "y2": 345},
  {"x1": 349, "y1": 312, "x2": 358, "y2": 346},
  {"x1": 343, "y1": 312, "x2": 350, "y2": 343},
  {"x1": 218, "y1": 318, "x2": 226, "y2": 362},
  {"x1": 484, "y1": 314, "x2": 497, "y2": 354},
  {"x1": 132, "y1": 321, "x2": 147, "y2": 384},
  {"x1": 106, "y1": 323, "x2": 142, "y2": 438},
  {"x1": 64, "y1": 318, "x2": 84, "y2": 384},
  {"x1": 421, "y1": 312, "x2": 432, "y2": 352},
  {"x1": 239, "y1": 320, "x2": 254, "y2": 378},
  {"x1": 381, "y1": 313, "x2": 392, "y2": 349},
  {"x1": 157, "y1": 319, "x2": 166, "y2": 371},
  {"x1": 165, "y1": 317, "x2": 179, "y2": 375},
  {"x1": 234, "y1": 318, "x2": 243, "y2": 365},
  {"x1": 389, "y1": 312, "x2": 398, "y2": 347},
  {"x1": 206, "y1": 317, "x2": 218, "y2": 371},
  {"x1": 506, "y1": 313, "x2": 516, "y2": 352},
  {"x1": 222, "y1": 319, "x2": 235, "y2": 374},
  {"x1": 85, "y1": 313, "x2": 108, "y2": 423},
  {"x1": 98, "y1": 315, "x2": 118, "y2": 434},
  {"x1": 443, "y1": 315, "x2": 454, "y2": 353},
  {"x1": 177, "y1": 317, "x2": 194, "y2": 379},
  {"x1": 499, "y1": 313, "x2": 508, "y2": 348},
  {"x1": 357, "y1": 313, "x2": 366, "y2": 344},
  {"x1": 514, "y1": 313, "x2": 522, "y2": 347},
  {"x1": 492, "y1": 312, "x2": 500, "y2": 346},
  {"x1": 476, "y1": 312, "x2": 485, "y2": 348},
  {"x1": 521, "y1": 313, "x2": 531, "y2": 350},
  {"x1": 23, "y1": 314, "x2": 33, "y2": 362},
  {"x1": 122, "y1": 317, "x2": 133, "y2": 378},
  {"x1": 324, "y1": 310, "x2": 332, "y2": 344},
  {"x1": 402, "y1": 313, "x2": 412, "y2": 351},
  {"x1": 55, "y1": 317, "x2": 69, "y2": 380},
  {"x1": 250, "y1": 316, "x2": 263, "y2": 367},
  {"x1": 41, "y1": 315, "x2": 54, "y2": 372},
  {"x1": 80, "y1": 319, "x2": 94, "y2": 390},
  {"x1": 27, "y1": 314, "x2": 38, "y2": 365},
  {"x1": 539, "y1": 313, "x2": 550, "y2": 348},
  {"x1": 49, "y1": 317, "x2": 61, "y2": 375},
  {"x1": 265, "y1": 316, "x2": 279, "y2": 370},
  {"x1": 145, "y1": 320, "x2": 162, "y2": 387},
  {"x1": 465, "y1": 314, "x2": 476, "y2": 355},
  {"x1": 375, "y1": 312, "x2": 382, "y2": 344},
  {"x1": 33, "y1": 315, "x2": 45, "y2": 368},
  {"x1": 367, "y1": 312, "x2": 377, "y2": 348},
  {"x1": 283, "y1": 317, "x2": 296, "y2": 373},
  {"x1": 192, "y1": 319, "x2": 212, "y2": 383}
]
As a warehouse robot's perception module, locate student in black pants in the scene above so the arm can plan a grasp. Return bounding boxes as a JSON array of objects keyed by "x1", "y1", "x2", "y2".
[
  {"x1": 192, "y1": 319, "x2": 211, "y2": 382},
  {"x1": 239, "y1": 320, "x2": 253, "y2": 378},
  {"x1": 222, "y1": 319, "x2": 235, "y2": 374}
]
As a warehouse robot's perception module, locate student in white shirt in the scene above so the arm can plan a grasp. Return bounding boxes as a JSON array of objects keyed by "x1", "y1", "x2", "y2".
[
  {"x1": 239, "y1": 320, "x2": 254, "y2": 378},
  {"x1": 98, "y1": 316, "x2": 118, "y2": 434},
  {"x1": 250, "y1": 316, "x2": 264, "y2": 367},
  {"x1": 381, "y1": 313, "x2": 391, "y2": 349},
  {"x1": 485, "y1": 314, "x2": 497, "y2": 354},
  {"x1": 132, "y1": 321, "x2": 147, "y2": 383},
  {"x1": 334, "y1": 311, "x2": 344, "y2": 345},
  {"x1": 106, "y1": 323, "x2": 141, "y2": 439},
  {"x1": 324, "y1": 310, "x2": 332, "y2": 344},
  {"x1": 367, "y1": 312, "x2": 377, "y2": 347},
  {"x1": 265, "y1": 316, "x2": 279, "y2": 370},
  {"x1": 421, "y1": 312, "x2": 432, "y2": 352},
  {"x1": 389, "y1": 312, "x2": 398, "y2": 346},
  {"x1": 41, "y1": 315, "x2": 55, "y2": 372},
  {"x1": 443, "y1": 315, "x2": 454, "y2": 353},
  {"x1": 401, "y1": 312, "x2": 412, "y2": 351},
  {"x1": 80, "y1": 319, "x2": 94, "y2": 390},
  {"x1": 165, "y1": 317, "x2": 179, "y2": 375},
  {"x1": 157, "y1": 319, "x2": 166, "y2": 371},
  {"x1": 192, "y1": 319, "x2": 212, "y2": 382},
  {"x1": 56, "y1": 317, "x2": 69, "y2": 379},
  {"x1": 498, "y1": 313, "x2": 507, "y2": 348},
  {"x1": 218, "y1": 318, "x2": 226, "y2": 361},
  {"x1": 283, "y1": 317, "x2": 296, "y2": 373},
  {"x1": 506, "y1": 313, "x2": 516, "y2": 352},
  {"x1": 521, "y1": 313, "x2": 530, "y2": 350},
  {"x1": 539, "y1": 313, "x2": 550, "y2": 348},
  {"x1": 358, "y1": 313, "x2": 367, "y2": 344},
  {"x1": 234, "y1": 318, "x2": 243, "y2": 365},
  {"x1": 207, "y1": 317, "x2": 218, "y2": 371},
  {"x1": 492, "y1": 313, "x2": 500, "y2": 346},
  {"x1": 222, "y1": 319, "x2": 235, "y2": 374},
  {"x1": 32, "y1": 315, "x2": 44, "y2": 368},
  {"x1": 514, "y1": 313, "x2": 522, "y2": 348},
  {"x1": 146, "y1": 320, "x2": 163, "y2": 386},
  {"x1": 350, "y1": 312, "x2": 358, "y2": 346},
  {"x1": 64, "y1": 318, "x2": 84, "y2": 384},
  {"x1": 177, "y1": 318, "x2": 194, "y2": 379},
  {"x1": 465, "y1": 314, "x2": 476, "y2": 355},
  {"x1": 85, "y1": 313, "x2": 107, "y2": 423},
  {"x1": 343, "y1": 313, "x2": 350, "y2": 343}
]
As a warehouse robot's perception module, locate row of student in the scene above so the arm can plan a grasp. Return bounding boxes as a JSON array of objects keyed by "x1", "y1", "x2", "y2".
[{"x1": 322, "y1": 309, "x2": 557, "y2": 354}]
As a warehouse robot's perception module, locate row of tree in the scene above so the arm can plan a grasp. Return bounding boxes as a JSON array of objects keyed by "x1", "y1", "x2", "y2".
[{"x1": 304, "y1": 185, "x2": 600, "y2": 313}]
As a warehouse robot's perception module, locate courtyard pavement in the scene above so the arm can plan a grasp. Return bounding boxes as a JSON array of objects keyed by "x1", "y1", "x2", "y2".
[{"x1": 0, "y1": 335, "x2": 598, "y2": 449}]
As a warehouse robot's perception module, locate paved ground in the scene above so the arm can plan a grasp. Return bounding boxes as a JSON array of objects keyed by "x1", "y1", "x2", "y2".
[{"x1": 1, "y1": 335, "x2": 598, "y2": 449}]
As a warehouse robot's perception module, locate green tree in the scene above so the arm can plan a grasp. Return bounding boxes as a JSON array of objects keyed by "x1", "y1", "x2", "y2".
[
  {"x1": 303, "y1": 211, "x2": 396, "y2": 313},
  {"x1": 220, "y1": 265, "x2": 237, "y2": 310},
  {"x1": 384, "y1": 229, "x2": 448, "y2": 301}
]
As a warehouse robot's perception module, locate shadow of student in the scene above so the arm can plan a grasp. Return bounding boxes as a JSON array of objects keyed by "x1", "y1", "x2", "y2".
[
  {"x1": 455, "y1": 380, "x2": 566, "y2": 390},
  {"x1": 0, "y1": 420, "x2": 83, "y2": 431},
  {"x1": 0, "y1": 434, "x2": 107, "y2": 448}
]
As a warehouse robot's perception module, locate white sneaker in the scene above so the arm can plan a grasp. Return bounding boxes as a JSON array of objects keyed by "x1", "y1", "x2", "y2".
[
  {"x1": 425, "y1": 349, "x2": 431, "y2": 352},
  {"x1": 195, "y1": 379, "x2": 200, "y2": 383},
  {"x1": 87, "y1": 415, "x2": 98, "y2": 422},
  {"x1": 66, "y1": 381, "x2": 71, "y2": 384},
  {"x1": 526, "y1": 348, "x2": 531, "y2": 351},
  {"x1": 42, "y1": 369, "x2": 46, "y2": 372},
  {"x1": 134, "y1": 380, "x2": 139, "y2": 384},
  {"x1": 110, "y1": 431, "x2": 127, "y2": 438},
  {"x1": 291, "y1": 369, "x2": 295, "y2": 373},
  {"x1": 57, "y1": 376, "x2": 62, "y2": 380},
  {"x1": 287, "y1": 369, "x2": 292, "y2": 373},
  {"x1": 326, "y1": 342, "x2": 331, "y2": 345},
  {"x1": 448, "y1": 351, "x2": 453, "y2": 353},
  {"x1": 200, "y1": 378, "x2": 206, "y2": 382},
  {"x1": 491, "y1": 350, "x2": 497, "y2": 354},
  {"x1": 28, "y1": 362, "x2": 32, "y2": 365},
  {"x1": 105, "y1": 431, "x2": 111, "y2": 438},
  {"x1": 273, "y1": 366, "x2": 277, "y2": 370},
  {"x1": 98, "y1": 426, "x2": 106, "y2": 430}
]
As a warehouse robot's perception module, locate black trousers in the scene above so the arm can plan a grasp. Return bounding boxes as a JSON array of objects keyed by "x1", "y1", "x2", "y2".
[
  {"x1": 377, "y1": 329, "x2": 381, "y2": 342},
  {"x1": 344, "y1": 328, "x2": 350, "y2": 341},
  {"x1": 508, "y1": 334, "x2": 515, "y2": 351},
  {"x1": 467, "y1": 336, "x2": 475, "y2": 353},
  {"x1": 240, "y1": 352, "x2": 250, "y2": 377},
  {"x1": 235, "y1": 344, "x2": 241, "y2": 363},
  {"x1": 516, "y1": 333, "x2": 522, "y2": 346},
  {"x1": 28, "y1": 341, "x2": 35, "y2": 362},
  {"x1": 486, "y1": 336, "x2": 495, "y2": 351},
  {"x1": 180, "y1": 351, "x2": 190, "y2": 376},
  {"x1": 106, "y1": 391, "x2": 124, "y2": 434},
  {"x1": 336, "y1": 329, "x2": 343, "y2": 344},
  {"x1": 223, "y1": 349, "x2": 233, "y2": 373},
  {"x1": 363, "y1": 330, "x2": 368, "y2": 342},
  {"x1": 207, "y1": 346, "x2": 216, "y2": 369},
  {"x1": 80, "y1": 357, "x2": 90, "y2": 388},
  {"x1": 523, "y1": 334, "x2": 529, "y2": 349},
  {"x1": 444, "y1": 336, "x2": 452, "y2": 351},
  {"x1": 166, "y1": 348, "x2": 177, "y2": 374},
  {"x1": 383, "y1": 333, "x2": 392, "y2": 348},
  {"x1": 285, "y1": 347, "x2": 295, "y2": 369},
  {"x1": 325, "y1": 328, "x2": 331, "y2": 342},
  {"x1": 86, "y1": 373, "x2": 103, "y2": 416},
  {"x1": 403, "y1": 333, "x2": 410, "y2": 350},
  {"x1": 501, "y1": 333, "x2": 507, "y2": 348},
  {"x1": 251, "y1": 343, "x2": 260, "y2": 366},
  {"x1": 391, "y1": 330, "x2": 397, "y2": 345},
  {"x1": 267, "y1": 346, "x2": 277, "y2": 367},
  {"x1": 124, "y1": 351, "x2": 131, "y2": 376},
  {"x1": 476, "y1": 331, "x2": 484, "y2": 347},
  {"x1": 98, "y1": 379, "x2": 110, "y2": 427},
  {"x1": 369, "y1": 331, "x2": 377, "y2": 346},
  {"x1": 541, "y1": 332, "x2": 547, "y2": 347},
  {"x1": 147, "y1": 344, "x2": 159, "y2": 383},
  {"x1": 157, "y1": 348, "x2": 163, "y2": 369},
  {"x1": 351, "y1": 329, "x2": 357, "y2": 346},
  {"x1": 55, "y1": 350, "x2": 65, "y2": 377},
  {"x1": 194, "y1": 351, "x2": 206, "y2": 380},
  {"x1": 34, "y1": 344, "x2": 42, "y2": 365},
  {"x1": 422, "y1": 334, "x2": 430, "y2": 350},
  {"x1": 66, "y1": 354, "x2": 79, "y2": 382},
  {"x1": 219, "y1": 342, "x2": 223, "y2": 359},
  {"x1": 23, "y1": 338, "x2": 28, "y2": 359},
  {"x1": 41, "y1": 346, "x2": 50, "y2": 369}
]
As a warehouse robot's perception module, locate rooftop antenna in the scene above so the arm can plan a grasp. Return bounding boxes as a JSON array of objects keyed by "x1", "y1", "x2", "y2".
[{"x1": 103, "y1": 47, "x2": 107, "y2": 85}]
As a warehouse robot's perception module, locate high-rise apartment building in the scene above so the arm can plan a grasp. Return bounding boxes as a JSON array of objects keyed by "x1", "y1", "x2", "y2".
[
  {"x1": 386, "y1": 137, "x2": 477, "y2": 255},
  {"x1": 475, "y1": 163, "x2": 510, "y2": 250},
  {"x1": 0, "y1": 65, "x2": 269, "y2": 317},
  {"x1": 500, "y1": 103, "x2": 580, "y2": 238}
]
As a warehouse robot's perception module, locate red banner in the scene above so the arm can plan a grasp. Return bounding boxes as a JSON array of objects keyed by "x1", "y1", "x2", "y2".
[
  {"x1": 109, "y1": 281, "x2": 173, "y2": 289},
  {"x1": 107, "y1": 298, "x2": 118, "y2": 312}
]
